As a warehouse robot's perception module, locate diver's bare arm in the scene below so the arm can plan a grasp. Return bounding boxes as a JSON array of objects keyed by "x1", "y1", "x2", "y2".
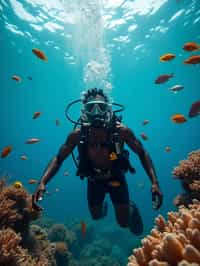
[
  {"x1": 122, "y1": 127, "x2": 159, "y2": 185},
  {"x1": 39, "y1": 130, "x2": 79, "y2": 185}
]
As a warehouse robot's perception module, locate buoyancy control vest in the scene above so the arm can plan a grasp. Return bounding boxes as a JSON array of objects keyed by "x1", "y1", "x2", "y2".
[{"x1": 76, "y1": 117, "x2": 136, "y2": 180}]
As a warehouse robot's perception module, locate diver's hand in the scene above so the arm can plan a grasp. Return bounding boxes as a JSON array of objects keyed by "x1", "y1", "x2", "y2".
[
  {"x1": 151, "y1": 183, "x2": 163, "y2": 210},
  {"x1": 32, "y1": 182, "x2": 46, "y2": 211}
]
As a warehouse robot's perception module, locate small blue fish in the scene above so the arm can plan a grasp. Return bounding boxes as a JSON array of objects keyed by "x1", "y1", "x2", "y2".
[{"x1": 169, "y1": 85, "x2": 184, "y2": 93}]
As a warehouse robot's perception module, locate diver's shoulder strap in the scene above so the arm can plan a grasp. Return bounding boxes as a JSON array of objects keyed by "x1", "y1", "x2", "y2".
[{"x1": 79, "y1": 124, "x2": 89, "y2": 143}]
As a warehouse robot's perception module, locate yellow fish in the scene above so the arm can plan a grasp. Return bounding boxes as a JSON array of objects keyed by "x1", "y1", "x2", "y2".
[
  {"x1": 109, "y1": 152, "x2": 118, "y2": 160},
  {"x1": 14, "y1": 181, "x2": 23, "y2": 189}
]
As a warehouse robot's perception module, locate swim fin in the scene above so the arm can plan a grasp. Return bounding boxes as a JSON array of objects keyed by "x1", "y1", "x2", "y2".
[
  {"x1": 129, "y1": 201, "x2": 143, "y2": 235},
  {"x1": 102, "y1": 200, "x2": 108, "y2": 218}
]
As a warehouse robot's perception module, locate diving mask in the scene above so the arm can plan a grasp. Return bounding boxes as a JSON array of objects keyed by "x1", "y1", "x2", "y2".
[
  {"x1": 82, "y1": 100, "x2": 112, "y2": 127},
  {"x1": 84, "y1": 100, "x2": 110, "y2": 116}
]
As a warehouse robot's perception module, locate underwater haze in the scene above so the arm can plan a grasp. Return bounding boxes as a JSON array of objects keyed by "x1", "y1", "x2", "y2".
[{"x1": 0, "y1": 0, "x2": 200, "y2": 265}]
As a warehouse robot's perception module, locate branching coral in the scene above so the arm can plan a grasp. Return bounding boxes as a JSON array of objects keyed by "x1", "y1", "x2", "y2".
[
  {"x1": 0, "y1": 227, "x2": 49, "y2": 266},
  {"x1": 172, "y1": 150, "x2": 200, "y2": 206},
  {"x1": 128, "y1": 200, "x2": 200, "y2": 266}
]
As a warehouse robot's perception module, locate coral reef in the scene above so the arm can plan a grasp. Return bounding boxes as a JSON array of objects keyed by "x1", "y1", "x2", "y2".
[
  {"x1": 0, "y1": 177, "x2": 56, "y2": 265},
  {"x1": 0, "y1": 227, "x2": 49, "y2": 266},
  {"x1": 173, "y1": 150, "x2": 200, "y2": 180},
  {"x1": 128, "y1": 199, "x2": 200, "y2": 266},
  {"x1": 172, "y1": 150, "x2": 200, "y2": 206},
  {"x1": 0, "y1": 177, "x2": 129, "y2": 266},
  {"x1": 0, "y1": 180, "x2": 40, "y2": 238},
  {"x1": 52, "y1": 241, "x2": 71, "y2": 266},
  {"x1": 79, "y1": 256, "x2": 121, "y2": 266},
  {"x1": 30, "y1": 224, "x2": 48, "y2": 241},
  {"x1": 48, "y1": 223, "x2": 76, "y2": 248},
  {"x1": 32, "y1": 216, "x2": 55, "y2": 230},
  {"x1": 69, "y1": 221, "x2": 95, "y2": 257},
  {"x1": 27, "y1": 224, "x2": 56, "y2": 265}
]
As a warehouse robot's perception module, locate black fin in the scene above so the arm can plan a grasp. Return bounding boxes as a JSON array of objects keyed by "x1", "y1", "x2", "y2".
[
  {"x1": 102, "y1": 200, "x2": 108, "y2": 218},
  {"x1": 129, "y1": 201, "x2": 143, "y2": 235}
]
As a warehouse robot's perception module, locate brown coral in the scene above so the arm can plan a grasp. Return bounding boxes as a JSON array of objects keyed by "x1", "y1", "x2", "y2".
[
  {"x1": 173, "y1": 150, "x2": 200, "y2": 180},
  {"x1": 0, "y1": 181, "x2": 40, "y2": 235},
  {"x1": 128, "y1": 200, "x2": 200, "y2": 266},
  {"x1": 189, "y1": 180, "x2": 200, "y2": 192},
  {"x1": 0, "y1": 227, "x2": 49, "y2": 266},
  {"x1": 172, "y1": 150, "x2": 200, "y2": 206},
  {"x1": 0, "y1": 178, "x2": 55, "y2": 265}
]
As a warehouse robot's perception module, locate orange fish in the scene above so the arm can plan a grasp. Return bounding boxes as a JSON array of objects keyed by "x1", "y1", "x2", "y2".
[
  {"x1": 33, "y1": 112, "x2": 41, "y2": 119},
  {"x1": 25, "y1": 138, "x2": 40, "y2": 144},
  {"x1": 140, "y1": 132, "x2": 148, "y2": 140},
  {"x1": 32, "y1": 48, "x2": 48, "y2": 61},
  {"x1": 1, "y1": 146, "x2": 13, "y2": 158},
  {"x1": 81, "y1": 220, "x2": 86, "y2": 237},
  {"x1": 171, "y1": 114, "x2": 187, "y2": 123},
  {"x1": 184, "y1": 55, "x2": 200, "y2": 64},
  {"x1": 183, "y1": 42, "x2": 200, "y2": 52},
  {"x1": 109, "y1": 152, "x2": 118, "y2": 160},
  {"x1": 20, "y1": 155, "x2": 28, "y2": 160},
  {"x1": 12, "y1": 75, "x2": 21, "y2": 82},
  {"x1": 28, "y1": 179, "x2": 38, "y2": 184},
  {"x1": 160, "y1": 53, "x2": 176, "y2": 62}
]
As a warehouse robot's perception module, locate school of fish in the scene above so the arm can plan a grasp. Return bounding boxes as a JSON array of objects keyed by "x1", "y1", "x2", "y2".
[{"x1": 1, "y1": 36, "x2": 199, "y2": 216}]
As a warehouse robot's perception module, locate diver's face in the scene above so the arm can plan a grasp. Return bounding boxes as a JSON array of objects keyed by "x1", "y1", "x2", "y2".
[
  {"x1": 83, "y1": 95, "x2": 111, "y2": 127},
  {"x1": 84, "y1": 95, "x2": 109, "y2": 117}
]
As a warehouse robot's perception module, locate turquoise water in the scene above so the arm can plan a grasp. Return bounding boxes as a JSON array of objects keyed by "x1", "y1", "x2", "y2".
[{"x1": 0, "y1": 0, "x2": 200, "y2": 264}]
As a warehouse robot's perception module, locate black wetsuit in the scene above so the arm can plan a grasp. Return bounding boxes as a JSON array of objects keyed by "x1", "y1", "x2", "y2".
[{"x1": 87, "y1": 171, "x2": 129, "y2": 207}]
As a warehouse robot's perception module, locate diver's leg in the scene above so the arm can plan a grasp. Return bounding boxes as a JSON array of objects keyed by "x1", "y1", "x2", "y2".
[
  {"x1": 87, "y1": 180, "x2": 107, "y2": 220},
  {"x1": 113, "y1": 204, "x2": 130, "y2": 227},
  {"x1": 109, "y1": 179, "x2": 130, "y2": 227},
  {"x1": 109, "y1": 179, "x2": 143, "y2": 234}
]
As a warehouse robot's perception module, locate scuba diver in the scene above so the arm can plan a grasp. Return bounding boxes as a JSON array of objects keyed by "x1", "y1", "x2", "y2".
[{"x1": 32, "y1": 88, "x2": 163, "y2": 235}]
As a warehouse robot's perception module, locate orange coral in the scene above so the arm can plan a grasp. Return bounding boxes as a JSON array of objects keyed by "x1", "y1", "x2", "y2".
[{"x1": 128, "y1": 200, "x2": 200, "y2": 266}]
